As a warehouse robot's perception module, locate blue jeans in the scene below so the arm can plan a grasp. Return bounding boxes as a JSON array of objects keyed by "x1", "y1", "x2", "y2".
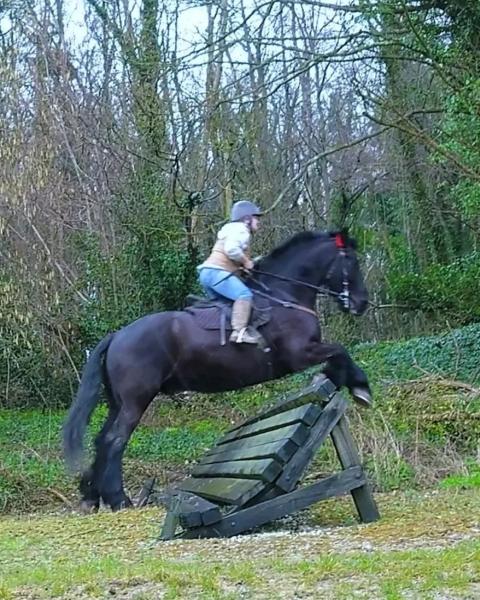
[{"x1": 198, "y1": 267, "x2": 253, "y2": 301}]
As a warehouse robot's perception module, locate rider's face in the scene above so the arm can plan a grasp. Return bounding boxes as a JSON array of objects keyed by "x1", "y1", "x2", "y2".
[{"x1": 250, "y1": 216, "x2": 260, "y2": 232}]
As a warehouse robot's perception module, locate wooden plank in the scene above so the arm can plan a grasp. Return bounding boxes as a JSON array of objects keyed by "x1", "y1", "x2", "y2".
[
  {"x1": 229, "y1": 375, "x2": 337, "y2": 431},
  {"x1": 172, "y1": 492, "x2": 223, "y2": 528},
  {"x1": 330, "y1": 416, "x2": 380, "y2": 523},
  {"x1": 205, "y1": 422, "x2": 309, "y2": 457},
  {"x1": 192, "y1": 457, "x2": 282, "y2": 483},
  {"x1": 160, "y1": 492, "x2": 222, "y2": 539},
  {"x1": 198, "y1": 438, "x2": 298, "y2": 466},
  {"x1": 178, "y1": 476, "x2": 266, "y2": 506},
  {"x1": 275, "y1": 392, "x2": 349, "y2": 492},
  {"x1": 219, "y1": 404, "x2": 322, "y2": 444},
  {"x1": 179, "y1": 466, "x2": 365, "y2": 539}
]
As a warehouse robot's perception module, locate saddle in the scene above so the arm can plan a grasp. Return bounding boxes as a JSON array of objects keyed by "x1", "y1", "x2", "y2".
[{"x1": 184, "y1": 294, "x2": 271, "y2": 345}]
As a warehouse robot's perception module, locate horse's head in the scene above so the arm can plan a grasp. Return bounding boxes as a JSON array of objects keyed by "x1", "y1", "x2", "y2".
[
  {"x1": 255, "y1": 230, "x2": 369, "y2": 316},
  {"x1": 321, "y1": 231, "x2": 368, "y2": 316}
]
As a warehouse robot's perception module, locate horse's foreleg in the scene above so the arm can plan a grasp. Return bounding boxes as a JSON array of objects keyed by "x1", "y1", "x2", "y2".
[{"x1": 310, "y1": 342, "x2": 372, "y2": 407}]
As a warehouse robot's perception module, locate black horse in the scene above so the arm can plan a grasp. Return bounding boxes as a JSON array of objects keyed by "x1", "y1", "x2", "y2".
[{"x1": 63, "y1": 230, "x2": 371, "y2": 511}]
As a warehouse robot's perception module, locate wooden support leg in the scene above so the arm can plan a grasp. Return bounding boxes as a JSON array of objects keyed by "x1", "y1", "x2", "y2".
[
  {"x1": 330, "y1": 416, "x2": 380, "y2": 523},
  {"x1": 160, "y1": 496, "x2": 182, "y2": 540}
]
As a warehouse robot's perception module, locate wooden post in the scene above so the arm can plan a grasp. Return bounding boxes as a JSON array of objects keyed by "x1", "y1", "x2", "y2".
[{"x1": 330, "y1": 416, "x2": 380, "y2": 523}]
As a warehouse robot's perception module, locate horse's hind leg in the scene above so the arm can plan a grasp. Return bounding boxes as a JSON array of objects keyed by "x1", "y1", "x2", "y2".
[
  {"x1": 78, "y1": 468, "x2": 98, "y2": 513},
  {"x1": 97, "y1": 396, "x2": 153, "y2": 511},
  {"x1": 78, "y1": 404, "x2": 119, "y2": 512}
]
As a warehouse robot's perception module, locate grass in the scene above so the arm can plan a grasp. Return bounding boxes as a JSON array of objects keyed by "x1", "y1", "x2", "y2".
[
  {"x1": 0, "y1": 407, "x2": 228, "y2": 512},
  {"x1": 1, "y1": 325, "x2": 480, "y2": 596},
  {"x1": 1, "y1": 387, "x2": 479, "y2": 514},
  {"x1": 441, "y1": 460, "x2": 480, "y2": 489},
  {"x1": 0, "y1": 488, "x2": 479, "y2": 599}
]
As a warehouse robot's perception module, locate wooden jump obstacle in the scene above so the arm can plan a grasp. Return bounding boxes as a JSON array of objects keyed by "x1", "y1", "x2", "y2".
[{"x1": 160, "y1": 375, "x2": 379, "y2": 540}]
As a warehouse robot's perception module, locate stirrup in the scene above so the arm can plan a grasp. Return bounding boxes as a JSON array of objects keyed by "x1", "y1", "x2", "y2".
[{"x1": 230, "y1": 327, "x2": 261, "y2": 345}]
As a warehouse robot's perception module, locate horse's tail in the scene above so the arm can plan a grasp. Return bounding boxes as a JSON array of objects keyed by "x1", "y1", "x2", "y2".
[{"x1": 63, "y1": 333, "x2": 115, "y2": 473}]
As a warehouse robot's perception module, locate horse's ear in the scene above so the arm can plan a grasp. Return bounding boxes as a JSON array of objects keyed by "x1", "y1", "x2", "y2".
[{"x1": 341, "y1": 228, "x2": 359, "y2": 249}]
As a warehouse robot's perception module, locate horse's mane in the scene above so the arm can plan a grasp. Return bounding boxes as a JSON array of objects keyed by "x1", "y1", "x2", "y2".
[
  {"x1": 263, "y1": 231, "x2": 324, "y2": 262},
  {"x1": 257, "y1": 230, "x2": 355, "y2": 269}
]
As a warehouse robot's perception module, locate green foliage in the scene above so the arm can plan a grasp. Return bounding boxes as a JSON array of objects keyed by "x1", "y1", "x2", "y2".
[
  {"x1": 0, "y1": 409, "x2": 64, "y2": 448},
  {"x1": 0, "y1": 272, "x2": 78, "y2": 408},
  {"x1": 0, "y1": 410, "x2": 67, "y2": 511},
  {"x1": 365, "y1": 452, "x2": 416, "y2": 491},
  {"x1": 383, "y1": 227, "x2": 473, "y2": 326},
  {"x1": 0, "y1": 170, "x2": 199, "y2": 407},
  {"x1": 440, "y1": 461, "x2": 480, "y2": 489},
  {"x1": 355, "y1": 322, "x2": 480, "y2": 382},
  {"x1": 0, "y1": 406, "x2": 225, "y2": 511},
  {"x1": 384, "y1": 233, "x2": 418, "y2": 275},
  {"x1": 73, "y1": 174, "x2": 197, "y2": 347},
  {"x1": 353, "y1": 325, "x2": 480, "y2": 483},
  {"x1": 438, "y1": 78, "x2": 480, "y2": 219},
  {"x1": 386, "y1": 252, "x2": 480, "y2": 324},
  {"x1": 127, "y1": 420, "x2": 223, "y2": 462}
]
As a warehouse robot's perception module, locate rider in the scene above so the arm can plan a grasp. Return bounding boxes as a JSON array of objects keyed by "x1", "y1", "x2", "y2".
[{"x1": 197, "y1": 200, "x2": 263, "y2": 344}]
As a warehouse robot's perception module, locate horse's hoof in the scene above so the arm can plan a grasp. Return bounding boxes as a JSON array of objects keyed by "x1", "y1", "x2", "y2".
[
  {"x1": 111, "y1": 497, "x2": 133, "y2": 512},
  {"x1": 78, "y1": 500, "x2": 99, "y2": 514},
  {"x1": 351, "y1": 387, "x2": 372, "y2": 408}
]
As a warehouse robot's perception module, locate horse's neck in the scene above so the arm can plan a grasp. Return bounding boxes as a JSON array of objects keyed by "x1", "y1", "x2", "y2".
[{"x1": 255, "y1": 252, "x2": 321, "y2": 308}]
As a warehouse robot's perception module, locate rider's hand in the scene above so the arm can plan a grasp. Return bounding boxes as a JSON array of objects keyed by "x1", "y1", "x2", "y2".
[{"x1": 243, "y1": 259, "x2": 254, "y2": 271}]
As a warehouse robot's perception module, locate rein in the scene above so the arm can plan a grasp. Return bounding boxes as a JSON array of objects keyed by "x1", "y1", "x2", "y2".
[
  {"x1": 248, "y1": 245, "x2": 352, "y2": 311},
  {"x1": 250, "y1": 268, "x2": 342, "y2": 299},
  {"x1": 250, "y1": 285, "x2": 318, "y2": 317}
]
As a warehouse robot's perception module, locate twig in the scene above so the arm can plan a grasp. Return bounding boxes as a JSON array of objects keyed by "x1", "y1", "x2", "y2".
[
  {"x1": 266, "y1": 126, "x2": 391, "y2": 214},
  {"x1": 419, "y1": 412, "x2": 480, "y2": 423},
  {"x1": 46, "y1": 487, "x2": 73, "y2": 507},
  {"x1": 396, "y1": 374, "x2": 480, "y2": 395}
]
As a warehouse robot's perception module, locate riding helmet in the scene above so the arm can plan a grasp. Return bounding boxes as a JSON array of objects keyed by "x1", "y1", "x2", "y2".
[{"x1": 230, "y1": 200, "x2": 263, "y2": 222}]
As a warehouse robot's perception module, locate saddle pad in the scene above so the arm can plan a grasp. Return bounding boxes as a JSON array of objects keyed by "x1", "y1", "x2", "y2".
[
  {"x1": 185, "y1": 297, "x2": 271, "y2": 331},
  {"x1": 188, "y1": 306, "x2": 231, "y2": 330}
]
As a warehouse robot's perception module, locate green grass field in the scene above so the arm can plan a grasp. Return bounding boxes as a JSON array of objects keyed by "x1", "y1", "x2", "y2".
[
  {"x1": 1, "y1": 324, "x2": 480, "y2": 598},
  {"x1": 1, "y1": 488, "x2": 479, "y2": 599}
]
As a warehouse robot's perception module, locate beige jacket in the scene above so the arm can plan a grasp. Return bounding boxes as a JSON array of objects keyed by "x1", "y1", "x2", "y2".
[{"x1": 200, "y1": 222, "x2": 251, "y2": 273}]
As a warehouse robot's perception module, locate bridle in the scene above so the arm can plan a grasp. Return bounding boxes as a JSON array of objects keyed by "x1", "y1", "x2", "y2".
[
  {"x1": 247, "y1": 235, "x2": 353, "y2": 314},
  {"x1": 323, "y1": 235, "x2": 352, "y2": 311}
]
